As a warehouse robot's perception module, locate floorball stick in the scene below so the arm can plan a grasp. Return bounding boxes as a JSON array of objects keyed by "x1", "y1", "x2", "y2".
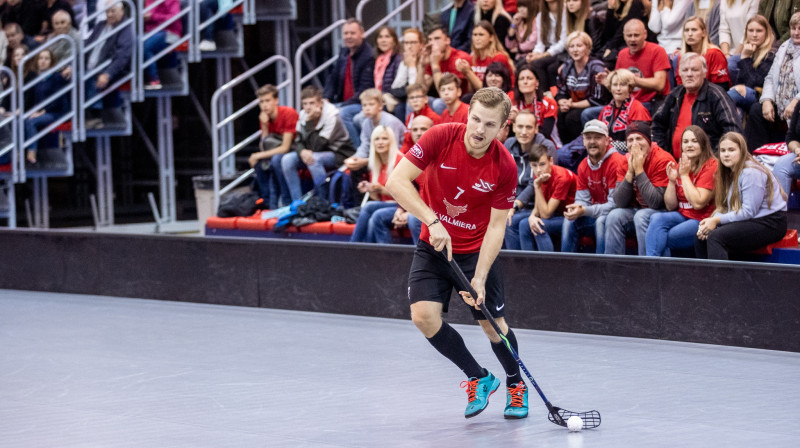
[{"x1": 447, "y1": 257, "x2": 601, "y2": 429}]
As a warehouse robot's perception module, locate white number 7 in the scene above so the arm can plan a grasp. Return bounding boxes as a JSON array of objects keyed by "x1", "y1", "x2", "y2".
[{"x1": 454, "y1": 187, "x2": 465, "y2": 200}]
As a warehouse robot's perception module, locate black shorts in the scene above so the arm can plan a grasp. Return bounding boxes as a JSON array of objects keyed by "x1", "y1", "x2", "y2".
[{"x1": 408, "y1": 241, "x2": 506, "y2": 320}]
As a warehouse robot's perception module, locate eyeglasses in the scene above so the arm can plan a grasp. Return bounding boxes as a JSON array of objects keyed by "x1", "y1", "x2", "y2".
[{"x1": 403, "y1": 41, "x2": 420, "y2": 45}]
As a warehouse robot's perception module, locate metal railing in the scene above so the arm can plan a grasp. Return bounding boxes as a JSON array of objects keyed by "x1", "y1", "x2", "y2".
[
  {"x1": 78, "y1": 0, "x2": 138, "y2": 140},
  {"x1": 293, "y1": 18, "x2": 346, "y2": 109},
  {"x1": 137, "y1": 0, "x2": 195, "y2": 95},
  {"x1": 191, "y1": 0, "x2": 252, "y2": 61},
  {"x1": 211, "y1": 54, "x2": 293, "y2": 211},
  {"x1": 0, "y1": 67, "x2": 19, "y2": 184},
  {"x1": 17, "y1": 34, "x2": 80, "y2": 179},
  {"x1": 356, "y1": 0, "x2": 424, "y2": 38}
]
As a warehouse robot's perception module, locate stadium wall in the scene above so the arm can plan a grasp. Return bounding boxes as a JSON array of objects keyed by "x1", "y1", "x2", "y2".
[{"x1": 1, "y1": 230, "x2": 798, "y2": 352}]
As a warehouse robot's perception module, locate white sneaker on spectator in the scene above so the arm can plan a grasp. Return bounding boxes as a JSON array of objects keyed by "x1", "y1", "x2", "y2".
[{"x1": 199, "y1": 40, "x2": 217, "y2": 52}]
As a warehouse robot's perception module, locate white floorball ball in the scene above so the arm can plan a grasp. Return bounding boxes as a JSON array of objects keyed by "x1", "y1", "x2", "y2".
[{"x1": 567, "y1": 415, "x2": 583, "y2": 432}]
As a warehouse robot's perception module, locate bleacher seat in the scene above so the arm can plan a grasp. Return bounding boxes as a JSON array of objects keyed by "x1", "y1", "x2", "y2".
[{"x1": 750, "y1": 229, "x2": 799, "y2": 255}]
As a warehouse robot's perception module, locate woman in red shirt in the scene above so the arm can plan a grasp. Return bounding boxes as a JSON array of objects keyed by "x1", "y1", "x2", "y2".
[
  {"x1": 645, "y1": 125, "x2": 717, "y2": 256},
  {"x1": 350, "y1": 126, "x2": 404, "y2": 243},
  {"x1": 456, "y1": 20, "x2": 515, "y2": 93},
  {"x1": 676, "y1": 16, "x2": 731, "y2": 90}
]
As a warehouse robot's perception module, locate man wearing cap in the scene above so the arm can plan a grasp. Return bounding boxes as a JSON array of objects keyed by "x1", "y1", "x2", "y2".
[
  {"x1": 651, "y1": 53, "x2": 740, "y2": 157},
  {"x1": 605, "y1": 121, "x2": 675, "y2": 255},
  {"x1": 561, "y1": 120, "x2": 626, "y2": 253}
]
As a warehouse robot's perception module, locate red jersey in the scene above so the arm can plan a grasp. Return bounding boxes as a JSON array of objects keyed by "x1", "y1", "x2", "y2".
[
  {"x1": 264, "y1": 106, "x2": 299, "y2": 136},
  {"x1": 538, "y1": 164, "x2": 577, "y2": 215},
  {"x1": 615, "y1": 42, "x2": 671, "y2": 103},
  {"x1": 675, "y1": 48, "x2": 730, "y2": 87},
  {"x1": 672, "y1": 92, "x2": 697, "y2": 158},
  {"x1": 425, "y1": 47, "x2": 472, "y2": 92},
  {"x1": 676, "y1": 157, "x2": 717, "y2": 220},
  {"x1": 440, "y1": 101, "x2": 470, "y2": 124},
  {"x1": 402, "y1": 104, "x2": 442, "y2": 150},
  {"x1": 620, "y1": 143, "x2": 675, "y2": 208},
  {"x1": 405, "y1": 123, "x2": 517, "y2": 253},
  {"x1": 576, "y1": 150, "x2": 626, "y2": 204}
]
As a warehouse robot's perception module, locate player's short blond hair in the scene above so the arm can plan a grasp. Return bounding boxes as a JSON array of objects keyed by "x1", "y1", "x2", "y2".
[{"x1": 469, "y1": 87, "x2": 511, "y2": 123}]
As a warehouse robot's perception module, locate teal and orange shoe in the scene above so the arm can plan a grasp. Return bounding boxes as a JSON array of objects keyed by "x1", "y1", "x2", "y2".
[
  {"x1": 461, "y1": 372, "x2": 501, "y2": 418},
  {"x1": 503, "y1": 381, "x2": 529, "y2": 419}
]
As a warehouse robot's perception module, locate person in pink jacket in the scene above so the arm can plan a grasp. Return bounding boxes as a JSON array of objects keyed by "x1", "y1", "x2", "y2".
[{"x1": 143, "y1": 0, "x2": 182, "y2": 89}]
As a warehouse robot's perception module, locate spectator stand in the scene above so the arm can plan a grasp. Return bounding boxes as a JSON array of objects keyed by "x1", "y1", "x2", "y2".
[
  {"x1": 191, "y1": 0, "x2": 254, "y2": 61},
  {"x1": 17, "y1": 35, "x2": 81, "y2": 229},
  {"x1": 135, "y1": 0, "x2": 196, "y2": 226},
  {"x1": 0, "y1": 67, "x2": 20, "y2": 228},
  {"x1": 211, "y1": 55, "x2": 293, "y2": 212},
  {"x1": 79, "y1": 0, "x2": 139, "y2": 228},
  {"x1": 356, "y1": 0, "x2": 427, "y2": 38},
  {"x1": 255, "y1": 0, "x2": 294, "y2": 107}
]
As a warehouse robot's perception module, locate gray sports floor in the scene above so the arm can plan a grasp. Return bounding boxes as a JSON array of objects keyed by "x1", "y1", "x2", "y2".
[{"x1": 1, "y1": 289, "x2": 798, "y2": 448}]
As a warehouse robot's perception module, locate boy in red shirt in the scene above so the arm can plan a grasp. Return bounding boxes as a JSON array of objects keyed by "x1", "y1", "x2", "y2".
[
  {"x1": 386, "y1": 87, "x2": 529, "y2": 420},
  {"x1": 605, "y1": 121, "x2": 675, "y2": 255},
  {"x1": 438, "y1": 73, "x2": 470, "y2": 124},
  {"x1": 400, "y1": 83, "x2": 441, "y2": 149},
  {"x1": 517, "y1": 144, "x2": 577, "y2": 251},
  {"x1": 250, "y1": 84, "x2": 299, "y2": 208}
]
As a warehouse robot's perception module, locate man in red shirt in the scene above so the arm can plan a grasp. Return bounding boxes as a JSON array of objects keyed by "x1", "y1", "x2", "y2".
[
  {"x1": 386, "y1": 87, "x2": 528, "y2": 420},
  {"x1": 605, "y1": 121, "x2": 675, "y2": 255},
  {"x1": 597, "y1": 19, "x2": 670, "y2": 114},
  {"x1": 438, "y1": 73, "x2": 470, "y2": 124},
  {"x1": 250, "y1": 84, "x2": 298, "y2": 208},
  {"x1": 423, "y1": 26, "x2": 471, "y2": 98},
  {"x1": 517, "y1": 144, "x2": 577, "y2": 251}
]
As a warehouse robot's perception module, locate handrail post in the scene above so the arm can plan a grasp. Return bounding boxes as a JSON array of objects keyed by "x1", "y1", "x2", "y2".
[{"x1": 293, "y1": 19, "x2": 347, "y2": 110}]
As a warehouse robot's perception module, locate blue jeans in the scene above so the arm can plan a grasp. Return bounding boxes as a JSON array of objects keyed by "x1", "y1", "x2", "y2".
[
  {"x1": 85, "y1": 77, "x2": 122, "y2": 110},
  {"x1": 604, "y1": 207, "x2": 659, "y2": 255},
  {"x1": 350, "y1": 201, "x2": 398, "y2": 243},
  {"x1": 773, "y1": 152, "x2": 800, "y2": 196},
  {"x1": 408, "y1": 213, "x2": 422, "y2": 244},
  {"x1": 281, "y1": 151, "x2": 336, "y2": 200},
  {"x1": 200, "y1": 0, "x2": 235, "y2": 41},
  {"x1": 143, "y1": 30, "x2": 169, "y2": 81},
  {"x1": 269, "y1": 153, "x2": 292, "y2": 207},
  {"x1": 519, "y1": 215, "x2": 564, "y2": 251},
  {"x1": 504, "y1": 209, "x2": 532, "y2": 250},
  {"x1": 24, "y1": 113, "x2": 57, "y2": 152},
  {"x1": 337, "y1": 103, "x2": 363, "y2": 148},
  {"x1": 581, "y1": 105, "x2": 605, "y2": 126},
  {"x1": 561, "y1": 214, "x2": 607, "y2": 253},
  {"x1": 727, "y1": 85, "x2": 757, "y2": 120},
  {"x1": 644, "y1": 211, "x2": 700, "y2": 256}
]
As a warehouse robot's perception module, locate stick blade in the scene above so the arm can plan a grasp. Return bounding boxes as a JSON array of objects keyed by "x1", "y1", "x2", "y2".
[{"x1": 548, "y1": 407, "x2": 601, "y2": 429}]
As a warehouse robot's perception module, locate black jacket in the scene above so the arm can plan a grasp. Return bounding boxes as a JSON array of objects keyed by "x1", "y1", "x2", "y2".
[
  {"x1": 323, "y1": 42, "x2": 375, "y2": 106},
  {"x1": 652, "y1": 81, "x2": 742, "y2": 154},
  {"x1": 85, "y1": 20, "x2": 133, "y2": 82}
]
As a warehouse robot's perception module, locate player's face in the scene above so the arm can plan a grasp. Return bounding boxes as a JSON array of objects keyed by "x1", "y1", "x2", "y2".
[
  {"x1": 583, "y1": 132, "x2": 608, "y2": 159},
  {"x1": 513, "y1": 114, "x2": 536, "y2": 145},
  {"x1": 464, "y1": 102, "x2": 506, "y2": 153},
  {"x1": 718, "y1": 139, "x2": 742, "y2": 168},
  {"x1": 681, "y1": 130, "x2": 701, "y2": 159},
  {"x1": 258, "y1": 93, "x2": 277, "y2": 115},
  {"x1": 361, "y1": 99, "x2": 382, "y2": 119},
  {"x1": 408, "y1": 90, "x2": 427, "y2": 112},
  {"x1": 410, "y1": 120, "x2": 431, "y2": 143},
  {"x1": 746, "y1": 22, "x2": 767, "y2": 46},
  {"x1": 439, "y1": 83, "x2": 461, "y2": 105},
  {"x1": 530, "y1": 154, "x2": 553, "y2": 178}
]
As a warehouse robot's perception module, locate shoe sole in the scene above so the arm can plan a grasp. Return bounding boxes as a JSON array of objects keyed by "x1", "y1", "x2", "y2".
[
  {"x1": 465, "y1": 380, "x2": 501, "y2": 419},
  {"x1": 503, "y1": 412, "x2": 529, "y2": 419}
]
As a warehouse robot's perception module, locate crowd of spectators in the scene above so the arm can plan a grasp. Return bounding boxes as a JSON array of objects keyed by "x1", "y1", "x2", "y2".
[{"x1": 256, "y1": 0, "x2": 799, "y2": 260}]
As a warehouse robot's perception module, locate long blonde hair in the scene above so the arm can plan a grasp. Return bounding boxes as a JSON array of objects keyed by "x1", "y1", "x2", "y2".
[
  {"x1": 566, "y1": 0, "x2": 591, "y2": 33},
  {"x1": 472, "y1": 20, "x2": 513, "y2": 70},
  {"x1": 368, "y1": 126, "x2": 399, "y2": 184},
  {"x1": 714, "y1": 132, "x2": 786, "y2": 213},
  {"x1": 474, "y1": 0, "x2": 513, "y2": 25},
  {"x1": 741, "y1": 15, "x2": 775, "y2": 68},
  {"x1": 609, "y1": 0, "x2": 634, "y2": 20}
]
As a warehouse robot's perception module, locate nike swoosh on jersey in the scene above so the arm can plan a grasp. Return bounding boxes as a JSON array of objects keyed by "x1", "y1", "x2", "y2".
[{"x1": 440, "y1": 163, "x2": 456, "y2": 169}]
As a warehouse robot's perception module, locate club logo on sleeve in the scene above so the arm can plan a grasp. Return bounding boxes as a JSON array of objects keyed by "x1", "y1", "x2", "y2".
[
  {"x1": 472, "y1": 179, "x2": 495, "y2": 193},
  {"x1": 443, "y1": 198, "x2": 468, "y2": 218},
  {"x1": 409, "y1": 143, "x2": 423, "y2": 159}
]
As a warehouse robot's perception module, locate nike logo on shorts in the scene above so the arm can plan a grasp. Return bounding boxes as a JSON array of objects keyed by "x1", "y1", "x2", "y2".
[
  {"x1": 440, "y1": 163, "x2": 456, "y2": 169},
  {"x1": 496, "y1": 303, "x2": 504, "y2": 311}
]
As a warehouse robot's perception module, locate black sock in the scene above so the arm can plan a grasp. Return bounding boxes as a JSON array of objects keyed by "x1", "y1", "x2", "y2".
[
  {"x1": 427, "y1": 322, "x2": 485, "y2": 379},
  {"x1": 491, "y1": 328, "x2": 521, "y2": 387}
]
